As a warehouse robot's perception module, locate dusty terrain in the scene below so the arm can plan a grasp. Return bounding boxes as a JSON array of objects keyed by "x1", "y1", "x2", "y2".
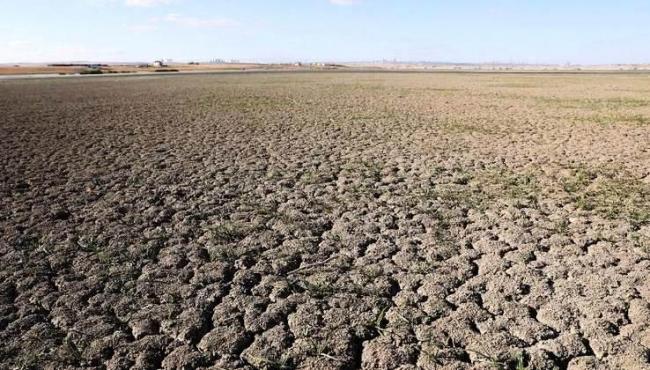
[
  {"x1": 0, "y1": 64, "x2": 334, "y2": 77},
  {"x1": 1, "y1": 72, "x2": 649, "y2": 369},
  {"x1": 0, "y1": 66, "x2": 91, "y2": 76},
  {"x1": 0, "y1": 64, "x2": 260, "y2": 76}
]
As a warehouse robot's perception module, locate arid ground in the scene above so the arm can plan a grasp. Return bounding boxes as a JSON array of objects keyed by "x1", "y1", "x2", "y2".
[
  {"x1": 1, "y1": 72, "x2": 649, "y2": 370},
  {"x1": 0, "y1": 64, "x2": 326, "y2": 77}
]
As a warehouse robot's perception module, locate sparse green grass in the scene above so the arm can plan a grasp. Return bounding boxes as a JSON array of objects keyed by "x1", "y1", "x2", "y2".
[
  {"x1": 221, "y1": 95, "x2": 290, "y2": 112},
  {"x1": 342, "y1": 160, "x2": 383, "y2": 181},
  {"x1": 209, "y1": 221, "x2": 248, "y2": 243},
  {"x1": 266, "y1": 168, "x2": 284, "y2": 180},
  {"x1": 490, "y1": 82, "x2": 538, "y2": 88},
  {"x1": 552, "y1": 218, "x2": 569, "y2": 233},
  {"x1": 561, "y1": 165, "x2": 650, "y2": 226},
  {"x1": 410, "y1": 260, "x2": 435, "y2": 274},
  {"x1": 515, "y1": 352, "x2": 528, "y2": 370},
  {"x1": 299, "y1": 170, "x2": 329, "y2": 185},
  {"x1": 196, "y1": 92, "x2": 292, "y2": 113},
  {"x1": 478, "y1": 169, "x2": 539, "y2": 206},
  {"x1": 421, "y1": 167, "x2": 540, "y2": 211},
  {"x1": 423, "y1": 163, "x2": 650, "y2": 229},
  {"x1": 208, "y1": 245, "x2": 241, "y2": 262},
  {"x1": 438, "y1": 119, "x2": 501, "y2": 135},
  {"x1": 359, "y1": 265, "x2": 383, "y2": 280},
  {"x1": 536, "y1": 96, "x2": 650, "y2": 109},
  {"x1": 242, "y1": 353, "x2": 294, "y2": 370},
  {"x1": 80, "y1": 68, "x2": 103, "y2": 75},
  {"x1": 15, "y1": 233, "x2": 41, "y2": 251},
  {"x1": 96, "y1": 250, "x2": 112, "y2": 264},
  {"x1": 465, "y1": 349, "x2": 528, "y2": 370},
  {"x1": 126, "y1": 175, "x2": 144, "y2": 187},
  {"x1": 369, "y1": 305, "x2": 390, "y2": 336},
  {"x1": 577, "y1": 113, "x2": 650, "y2": 126},
  {"x1": 630, "y1": 232, "x2": 650, "y2": 252},
  {"x1": 300, "y1": 280, "x2": 337, "y2": 299},
  {"x1": 77, "y1": 236, "x2": 102, "y2": 252}
]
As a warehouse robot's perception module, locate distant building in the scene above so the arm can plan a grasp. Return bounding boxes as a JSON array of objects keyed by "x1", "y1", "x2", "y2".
[{"x1": 152, "y1": 60, "x2": 165, "y2": 68}]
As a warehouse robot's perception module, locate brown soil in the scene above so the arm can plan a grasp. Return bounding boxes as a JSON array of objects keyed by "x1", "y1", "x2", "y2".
[
  {"x1": 0, "y1": 66, "x2": 89, "y2": 75},
  {"x1": 1, "y1": 72, "x2": 649, "y2": 369},
  {"x1": 0, "y1": 64, "x2": 319, "y2": 76}
]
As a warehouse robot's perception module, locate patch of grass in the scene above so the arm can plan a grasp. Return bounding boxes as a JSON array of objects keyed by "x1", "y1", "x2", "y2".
[
  {"x1": 578, "y1": 113, "x2": 650, "y2": 126},
  {"x1": 349, "y1": 110, "x2": 398, "y2": 121},
  {"x1": 515, "y1": 352, "x2": 528, "y2": 370},
  {"x1": 80, "y1": 68, "x2": 103, "y2": 75},
  {"x1": 77, "y1": 236, "x2": 102, "y2": 252},
  {"x1": 630, "y1": 232, "x2": 650, "y2": 252},
  {"x1": 490, "y1": 82, "x2": 538, "y2": 88},
  {"x1": 299, "y1": 170, "x2": 328, "y2": 185},
  {"x1": 466, "y1": 349, "x2": 523, "y2": 370},
  {"x1": 478, "y1": 169, "x2": 540, "y2": 207},
  {"x1": 15, "y1": 233, "x2": 41, "y2": 251},
  {"x1": 208, "y1": 221, "x2": 247, "y2": 243},
  {"x1": 410, "y1": 260, "x2": 435, "y2": 275},
  {"x1": 208, "y1": 245, "x2": 241, "y2": 263},
  {"x1": 96, "y1": 250, "x2": 112, "y2": 264},
  {"x1": 266, "y1": 168, "x2": 284, "y2": 180},
  {"x1": 341, "y1": 160, "x2": 383, "y2": 179},
  {"x1": 421, "y1": 167, "x2": 540, "y2": 211},
  {"x1": 242, "y1": 353, "x2": 293, "y2": 370},
  {"x1": 365, "y1": 162, "x2": 383, "y2": 182},
  {"x1": 553, "y1": 218, "x2": 569, "y2": 233},
  {"x1": 300, "y1": 280, "x2": 337, "y2": 299},
  {"x1": 358, "y1": 266, "x2": 383, "y2": 280},
  {"x1": 126, "y1": 176, "x2": 144, "y2": 187},
  {"x1": 561, "y1": 165, "x2": 650, "y2": 226},
  {"x1": 536, "y1": 96, "x2": 650, "y2": 110},
  {"x1": 561, "y1": 167, "x2": 596, "y2": 194},
  {"x1": 240, "y1": 198, "x2": 279, "y2": 219},
  {"x1": 438, "y1": 119, "x2": 500, "y2": 135},
  {"x1": 208, "y1": 95, "x2": 290, "y2": 113}
]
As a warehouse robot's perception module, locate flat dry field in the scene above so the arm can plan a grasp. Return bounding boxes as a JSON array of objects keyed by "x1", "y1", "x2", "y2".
[
  {"x1": 0, "y1": 64, "x2": 300, "y2": 76},
  {"x1": 1, "y1": 72, "x2": 649, "y2": 370},
  {"x1": 0, "y1": 66, "x2": 89, "y2": 76}
]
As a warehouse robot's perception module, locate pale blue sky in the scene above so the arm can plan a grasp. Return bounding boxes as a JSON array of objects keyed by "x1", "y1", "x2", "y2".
[{"x1": 2, "y1": 0, "x2": 649, "y2": 64}]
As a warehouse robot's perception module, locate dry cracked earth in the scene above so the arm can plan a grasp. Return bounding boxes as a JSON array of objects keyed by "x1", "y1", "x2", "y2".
[{"x1": 1, "y1": 72, "x2": 650, "y2": 370}]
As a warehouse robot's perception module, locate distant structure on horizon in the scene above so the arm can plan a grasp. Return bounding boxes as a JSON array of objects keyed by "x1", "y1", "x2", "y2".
[{"x1": 208, "y1": 59, "x2": 241, "y2": 64}]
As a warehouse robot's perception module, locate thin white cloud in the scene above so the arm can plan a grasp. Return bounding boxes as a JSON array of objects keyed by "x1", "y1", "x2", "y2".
[
  {"x1": 1, "y1": 39, "x2": 124, "y2": 63},
  {"x1": 329, "y1": 0, "x2": 361, "y2": 5},
  {"x1": 7, "y1": 40, "x2": 32, "y2": 48},
  {"x1": 161, "y1": 13, "x2": 238, "y2": 28},
  {"x1": 127, "y1": 13, "x2": 237, "y2": 32},
  {"x1": 125, "y1": 0, "x2": 173, "y2": 7},
  {"x1": 81, "y1": 0, "x2": 176, "y2": 7},
  {"x1": 127, "y1": 24, "x2": 159, "y2": 33}
]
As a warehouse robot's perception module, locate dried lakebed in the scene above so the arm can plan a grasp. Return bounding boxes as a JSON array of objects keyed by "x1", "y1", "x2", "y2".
[{"x1": 1, "y1": 72, "x2": 649, "y2": 369}]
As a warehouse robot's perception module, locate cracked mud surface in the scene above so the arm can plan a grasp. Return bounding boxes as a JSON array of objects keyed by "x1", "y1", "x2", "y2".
[{"x1": 1, "y1": 72, "x2": 649, "y2": 369}]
